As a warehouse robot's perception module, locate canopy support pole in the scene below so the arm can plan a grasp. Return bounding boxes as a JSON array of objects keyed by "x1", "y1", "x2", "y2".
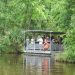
[
  {"x1": 50, "y1": 32, "x2": 51, "y2": 51},
  {"x1": 33, "y1": 33, "x2": 35, "y2": 51}
]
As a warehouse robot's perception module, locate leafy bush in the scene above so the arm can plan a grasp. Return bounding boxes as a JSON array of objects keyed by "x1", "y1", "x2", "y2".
[
  {"x1": 57, "y1": 28, "x2": 75, "y2": 62},
  {"x1": 0, "y1": 28, "x2": 24, "y2": 53}
]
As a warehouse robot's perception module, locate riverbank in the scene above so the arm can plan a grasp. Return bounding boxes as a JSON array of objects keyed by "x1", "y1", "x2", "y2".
[{"x1": 55, "y1": 52, "x2": 75, "y2": 64}]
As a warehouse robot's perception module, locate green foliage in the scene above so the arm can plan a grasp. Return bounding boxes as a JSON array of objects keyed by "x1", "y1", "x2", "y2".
[
  {"x1": 0, "y1": 28, "x2": 24, "y2": 53},
  {"x1": 61, "y1": 28, "x2": 75, "y2": 60},
  {"x1": 0, "y1": 0, "x2": 75, "y2": 58}
]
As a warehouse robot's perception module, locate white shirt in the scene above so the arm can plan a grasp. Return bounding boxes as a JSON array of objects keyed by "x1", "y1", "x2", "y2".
[{"x1": 37, "y1": 38, "x2": 43, "y2": 44}]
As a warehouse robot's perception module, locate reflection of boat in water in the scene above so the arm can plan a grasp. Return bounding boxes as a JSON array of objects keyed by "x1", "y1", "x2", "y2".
[
  {"x1": 23, "y1": 55, "x2": 65, "y2": 75},
  {"x1": 24, "y1": 55, "x2": 51, "y2": 75},
  {"x1": 25, "y1": 55, "x2": 50, "y2": 67}
]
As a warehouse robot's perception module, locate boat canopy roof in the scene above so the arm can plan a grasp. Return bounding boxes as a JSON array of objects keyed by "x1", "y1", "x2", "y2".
[{"x1": 25, "y1": 30, "x2": 65, "y2": 34}]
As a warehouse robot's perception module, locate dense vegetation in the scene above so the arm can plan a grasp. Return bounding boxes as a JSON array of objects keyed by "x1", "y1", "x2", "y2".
[{"x1": 0, "y1": 0, "x2": 75, "y2": 61}]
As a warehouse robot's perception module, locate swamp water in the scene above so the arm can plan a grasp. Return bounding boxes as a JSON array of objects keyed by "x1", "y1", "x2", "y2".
[{"x1": 0, "y1": 54, "x2": 75, "y2": 75}]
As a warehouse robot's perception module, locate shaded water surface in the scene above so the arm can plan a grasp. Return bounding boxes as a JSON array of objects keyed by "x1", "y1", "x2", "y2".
[{"x1": 0, "y1": 54, "x2": 75, "y2": 75}]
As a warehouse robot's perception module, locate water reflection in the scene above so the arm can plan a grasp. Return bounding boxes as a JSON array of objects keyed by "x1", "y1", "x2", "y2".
[
  {"x1": 24, "y1": 55, "x2": 75, "y2": 75},
  {"x1": 24, "y1": 55, "x2": 51, "y2": 75},
  {"x1": 24, "y1": 55, "x2": 64, "y2": 75},
  {"x1": 0, "y1": 54, "x2": 75, "y2": 75}
]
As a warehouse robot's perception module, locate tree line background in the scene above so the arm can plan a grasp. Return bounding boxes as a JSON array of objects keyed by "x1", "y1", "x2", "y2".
[{"x1": 0, "y1": 0, "x2": 75, "y2": 61}]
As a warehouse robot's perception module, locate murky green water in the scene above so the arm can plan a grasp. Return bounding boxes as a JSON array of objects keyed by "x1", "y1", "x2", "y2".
[{"x1": 0, "y1": 54, "x2": 75, "y2": 75}]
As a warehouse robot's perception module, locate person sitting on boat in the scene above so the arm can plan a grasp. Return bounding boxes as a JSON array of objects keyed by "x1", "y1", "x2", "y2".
[
  {"x1": 57, "y1": 36, "x2": 63, "y2": 44},
  {"x1": 31, "y1": 37, "x2": 34, "y2": 44},
  {"x1": 43, "y1": 37, "x2": 50, "y2": 51},
  {"x1": 37, "y1": 36, "x2": 43, "y2": 44}
]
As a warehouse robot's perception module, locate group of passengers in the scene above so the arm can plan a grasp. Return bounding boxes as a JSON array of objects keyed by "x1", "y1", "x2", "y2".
[
  {"x1": 26, "y1": 35, "x2": 63, "y2": 50},
  {"x1": 37, "y1": 35, "x2": 62, "y2": 44}
]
